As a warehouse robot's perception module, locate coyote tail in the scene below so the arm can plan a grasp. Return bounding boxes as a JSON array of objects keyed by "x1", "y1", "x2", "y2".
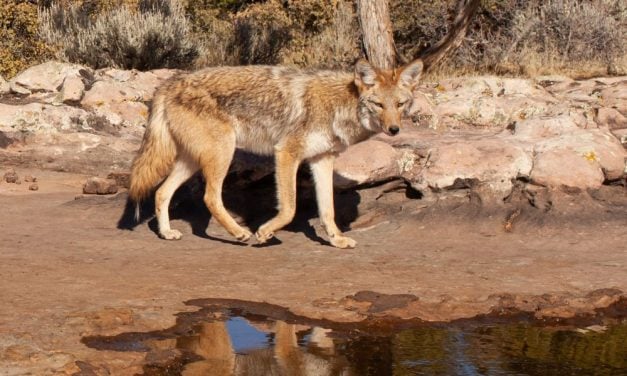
[{"x1": 128, "y1": 93, "x2": 176, "y2": 219}]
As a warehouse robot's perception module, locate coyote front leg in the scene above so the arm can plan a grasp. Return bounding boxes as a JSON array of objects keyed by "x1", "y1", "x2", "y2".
[
  {"x1": 310, "y1": 154, "x2": 356, "y2": 249},
  {"x1": 255, "y1": 147, "x2": 301, "y2": 243}
]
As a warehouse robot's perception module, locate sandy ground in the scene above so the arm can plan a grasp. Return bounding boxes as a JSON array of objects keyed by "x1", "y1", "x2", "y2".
[{"x1": 0, "y1": 168, "x2": 626, "y2": 374}]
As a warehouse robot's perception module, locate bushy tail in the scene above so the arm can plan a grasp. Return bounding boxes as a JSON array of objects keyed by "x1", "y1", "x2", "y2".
[{"x1": 128, "y1": 93, "x2": 176, "y2": 210}]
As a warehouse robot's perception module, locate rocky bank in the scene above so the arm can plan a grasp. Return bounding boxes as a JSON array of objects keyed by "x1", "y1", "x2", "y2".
[{"x1": 1, "y1": 61, "x2": 625, "y2": 195}]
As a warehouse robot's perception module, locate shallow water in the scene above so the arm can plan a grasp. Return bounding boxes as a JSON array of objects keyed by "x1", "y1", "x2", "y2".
[{"x1": 83, "y1": 303, "x2": 627, "y2": 376}]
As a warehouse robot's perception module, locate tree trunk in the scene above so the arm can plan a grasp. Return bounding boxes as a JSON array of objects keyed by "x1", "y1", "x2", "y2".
[{"x1": 356, "y1": 0, "x2": 396, "y2": 70}]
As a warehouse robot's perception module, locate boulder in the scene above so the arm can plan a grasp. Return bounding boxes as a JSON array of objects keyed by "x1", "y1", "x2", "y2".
[
  {"x1": 534, "y1": 129, "x2": 627, "y2": 181},
  {"x1": 424, "y1": 77, "x2": 557, "y2": 129},
  {"x1": 597, "y1": 107, "x2": 627, "y2": 130},
  {"x1": 333, "y1": 140, "x2": 401, "y2": 189},
  {"x1": 3, "y1": 168, "x2": 19, "y2": 183},
  {"x1": 408, "y1": 92, "x2": 438, "y2": 129},
  {"x1": 10, "y1": 61, "x2": 89, "y2": 93},
  {"x1": 611, "y1": 128, "x2": 627, "y2": 146},
  {"x1": 600, "y1": 84, "x2": 627, "y2": 116},
  {"x1": 0, "y1": 75, "x2": 9, "y2": 94},
  {"x1": 59, "y1": 75, "x2": 85, "y2": 104},
  {"x1": 94, "y1": 68, "x2": 177, "y2": 101},
  {"x1": 0, "y1": 103, "x2": 94, "y2": 134},
  {"x1": 9, "y1": 82, "x2": 31, "y2": 95},
  {"x1": 433, "y1": 97, "x2": 503, "y2": 128},
  {"x1": 0, "y1": 130, "x2": 25, "y2": 148},
  {"x1": 534, "y1": 75, "x2": 574, "y2": 91},
  {"x1": 531, "y1": 149, "x2": 605, "y2": 189},
  {"x1": 512, "y1": 115, "x2": 580, "y2": 139},
  {"x1": 81, "y1": 81, "x2": 149, "y2": 127},
  {"x1": 107, "y1": 172, "x2": 130, "y2": 189},
  {"x1": 415, "y1": 138, "x2": 532, "y2": 194},
  {"x1": 81, "y1": 80, "x2": 144, "y2": 105},
  {"x1": 83, "y1": 177, "x2": 118, "y2": 195}
]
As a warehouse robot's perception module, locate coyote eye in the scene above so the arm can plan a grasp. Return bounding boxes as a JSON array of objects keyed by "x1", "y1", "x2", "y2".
[
  {"x1": 397, "y1": 101, "x2": 407, "y2": 108},
  {"x1": 368, "y1": 100, "x2": 383, "y2": 109}
]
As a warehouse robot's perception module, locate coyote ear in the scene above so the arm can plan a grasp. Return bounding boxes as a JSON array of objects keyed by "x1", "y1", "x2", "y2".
[
  {"x1": 354, "y1": 59, "x2": 377, "y2": 88},
  {"x1": 399, "y1": 59, "x2": 424, "y2": 90}
]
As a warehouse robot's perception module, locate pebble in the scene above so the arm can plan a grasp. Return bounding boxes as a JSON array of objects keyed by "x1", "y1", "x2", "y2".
[
  {"x1": 83, "y1": 177, "x2": 118, "y2": 195},
  {"x1": 3, "y1": 168, "x2": 19, "y2": 183}
]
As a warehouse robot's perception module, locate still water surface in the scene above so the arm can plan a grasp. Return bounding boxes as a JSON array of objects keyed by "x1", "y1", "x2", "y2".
[{"x1": 83, "y1": 306, "x2": 627, "y2": 375}]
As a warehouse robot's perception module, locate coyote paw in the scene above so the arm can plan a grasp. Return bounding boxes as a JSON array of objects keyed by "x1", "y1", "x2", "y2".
[
  {"x1": 330, "y1": 235, "x2": 356, "y2": 249},
  {"x1": 236, "y1": 229, "x2": 253, "y2": 243},
  {"x1": 160, "y1": 229, "x2": 182, "y2": 240},
  {"x1": 255, "y1": 227, "x2": 275, "y2": 244}
]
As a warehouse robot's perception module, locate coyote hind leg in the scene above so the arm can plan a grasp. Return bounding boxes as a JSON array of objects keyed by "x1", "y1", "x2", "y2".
[
  {"x1": 255, "y1": 146, "x2": 301, "y2": 244},
  {"x1": 155, "y1": 154, "x2": 198, "y2": 240},
  {"x1": 199, "y1": 125, "x2": 252, "y2": 243}
]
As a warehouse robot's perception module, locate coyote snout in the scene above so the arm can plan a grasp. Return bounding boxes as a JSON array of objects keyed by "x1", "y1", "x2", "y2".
[{"x1": 354, "y1": 59, "x2": 422, "y2": 138}]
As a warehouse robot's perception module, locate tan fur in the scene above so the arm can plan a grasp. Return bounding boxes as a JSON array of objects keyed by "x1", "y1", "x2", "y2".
[
  {"x1": 129, "y1": 59, "x2": 423, "y2": 248},
  {"x1": 179, "y1": 320, "x2": 337, "y2": 375},
  {"x1": 128, "y1": 94, "x2": 177, "y2": 202}
]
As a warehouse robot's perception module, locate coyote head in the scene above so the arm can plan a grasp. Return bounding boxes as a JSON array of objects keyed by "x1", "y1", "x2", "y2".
[{"x1": 354, "y1": 59, "x2": 423, "y2": 136}]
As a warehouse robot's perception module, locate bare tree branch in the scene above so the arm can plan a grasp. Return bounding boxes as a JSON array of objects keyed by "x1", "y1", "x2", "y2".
[{"x1": 417, "y1": 0, "x2": 481, "y2": 71}]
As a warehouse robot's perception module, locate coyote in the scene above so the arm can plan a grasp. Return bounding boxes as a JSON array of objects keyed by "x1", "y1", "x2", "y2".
[
  {"x1": 128, "y1": 59, "x2": 422, "y2": 248},
  {"x1": 128, "y1": 0, "x2": 480, "y2": 249}
]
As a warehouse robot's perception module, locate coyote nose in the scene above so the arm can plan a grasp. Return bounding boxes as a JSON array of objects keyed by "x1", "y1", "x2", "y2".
[{"x1": 389, "y1": 126, "x2": 400, "y2": 135}]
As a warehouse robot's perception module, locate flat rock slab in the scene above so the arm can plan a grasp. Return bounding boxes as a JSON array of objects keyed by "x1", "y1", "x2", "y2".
[{"x1": 10, "y1": 61, "x2": 89, "y2": 93}]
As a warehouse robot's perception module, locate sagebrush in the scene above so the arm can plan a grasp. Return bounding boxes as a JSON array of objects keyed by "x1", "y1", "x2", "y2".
[
  {"x1": 391, "y1": 0, "x2": 626, "y2": 77},
  {"x1": 1, "y1": 0, "x2": 619, "y2": 78},
  {"x1": 0, "y1": 0, "x2": 53, "y2": 78},
  {"x1": 39, "y1": 0, "x2": 201, "y2": 70}
]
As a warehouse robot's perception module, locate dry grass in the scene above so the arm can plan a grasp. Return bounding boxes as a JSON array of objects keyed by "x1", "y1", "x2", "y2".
[
  {"x1": 231, "y1": 1, "x2": 292, "y2": 65},
  {"x1": 393, "y1": 0, "x2": 627, "y2": 78},
  {"x1": 39, "y1": 0, "x2": 202, "y2": 70},
  {"x1": 191, "y1": 0, "x2": 359, "y2": 69},
  {"x1": 281, "y1": 0, "x2": 360, "y2": 69},
  {"x1": 511, "y1": 0, "x2": 626, "y2": 77},
  {"x1": 9, "y1": 0, "x2": 622, "y2": 78}
]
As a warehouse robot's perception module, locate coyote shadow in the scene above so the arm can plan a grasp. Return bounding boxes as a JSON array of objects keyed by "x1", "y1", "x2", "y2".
[{"x1": 117, "y1": 170, "x2": 360, "y2": 247}]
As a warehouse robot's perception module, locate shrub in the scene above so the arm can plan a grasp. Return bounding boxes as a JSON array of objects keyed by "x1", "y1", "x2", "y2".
[
  {"x1": 511, "y1": 0, "x2": 626, "y2": 76},
  {"x1": 391, "y1": 0, "x2": 627, "y2": 77},
  {"x1": 281, "y1": 0, "x2": 360, "y2": 69},
  {"x1": 39, "y1": 0, "x2": 202, "y2": 70},
  {"x1": 20, "y1": 0, "x2": 626, "y2": 77},
  {"x1": 231, "y1": 0, "x2": 292, "y2": 65},
  {"x1": 185, "y1": 4, "x2": 237, "y2": 67},
  {"x1": 0, "y1": 0, "x2": 53, "y2": 78}
]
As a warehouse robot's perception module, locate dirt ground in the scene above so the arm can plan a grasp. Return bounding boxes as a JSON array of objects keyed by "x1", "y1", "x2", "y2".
[{"x1": 1, "y1": 168, "x2": 626, "y2": 375}]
